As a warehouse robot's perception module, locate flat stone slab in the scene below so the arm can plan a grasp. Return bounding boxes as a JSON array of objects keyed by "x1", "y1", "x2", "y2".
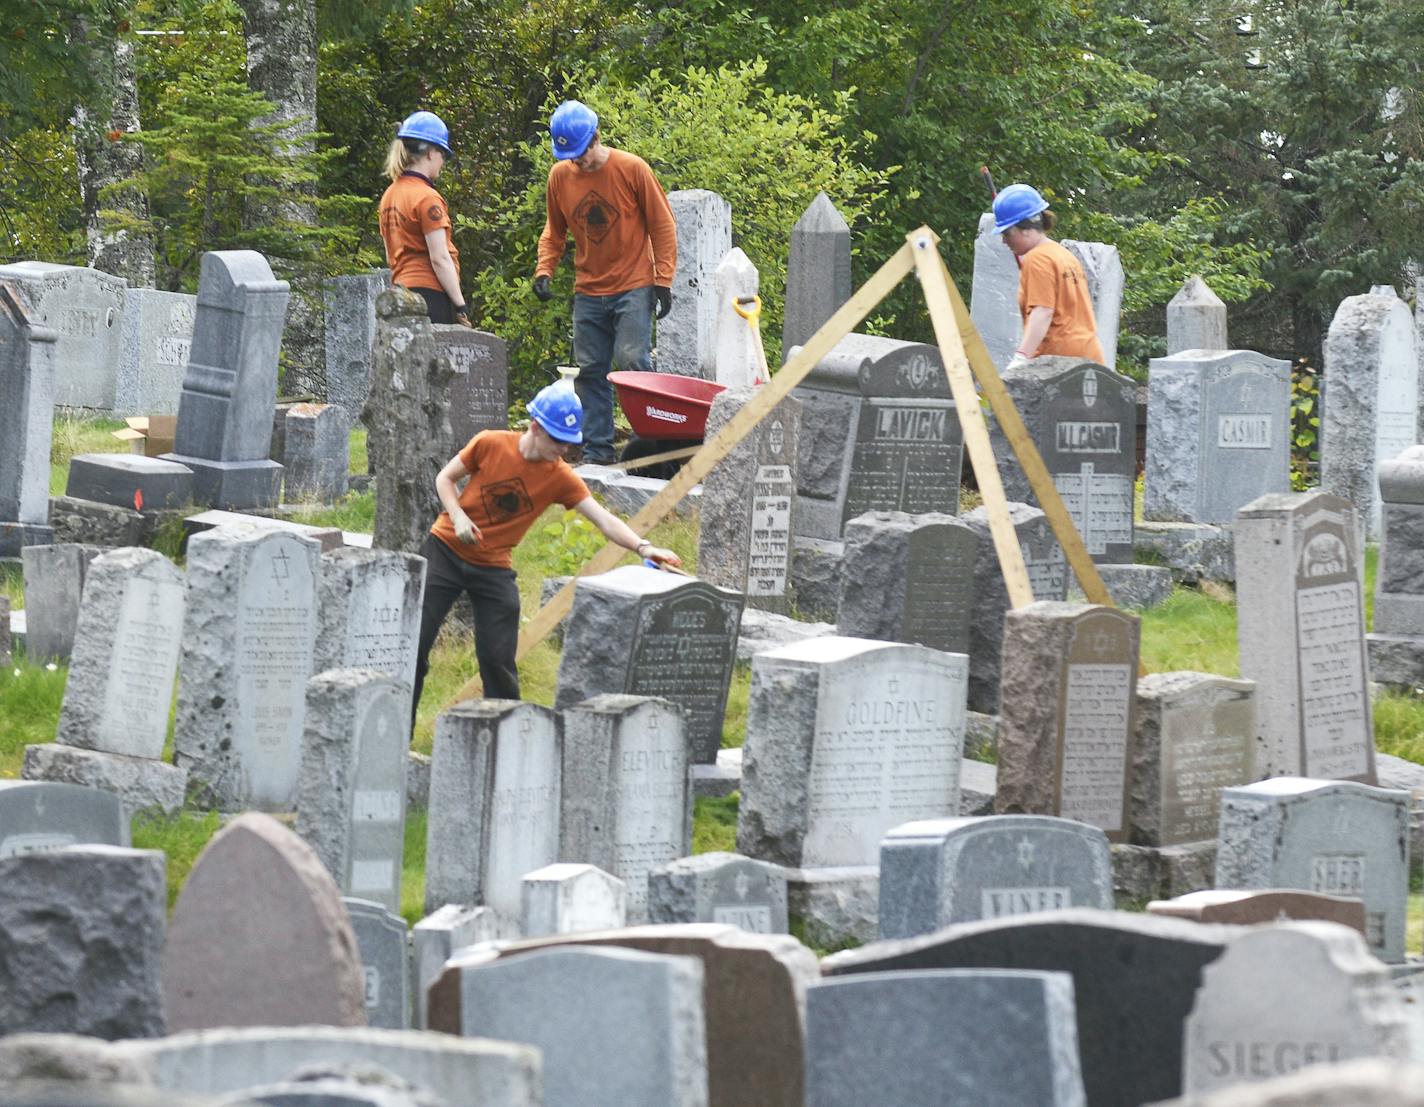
[
  {"x1": 692, "y1": 747, "x2": 742, "y2": 800},
  {"x1": 1135, "y1": 521, "x2": 1234, "y2": 583},
  {"x1": 574, "y1": 464, "x2": 702, "y2": 518},
  {"x1": 182, "y1": 509, "x2": 343, "y2": 552},
  {"x1": 66, "y1": 453, "x2": 194, "y2": 511},
  {"x1": 1069, "y1": 563, "x2": 1174, "y2": 609},
  {"x1": 23, "y1": 743, "x2": 186, "y2": 820},
  {"x1": 734, "y1": 607, "x2": 836, "y2": 663}
]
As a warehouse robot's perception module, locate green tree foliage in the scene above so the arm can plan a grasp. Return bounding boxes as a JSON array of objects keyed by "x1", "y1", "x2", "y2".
[{"x1": 0, "y1": 129, "x2": 85, "y2": 263}]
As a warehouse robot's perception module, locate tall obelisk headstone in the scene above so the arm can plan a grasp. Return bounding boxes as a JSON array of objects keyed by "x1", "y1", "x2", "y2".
[
  {"x1": 1165, "y1": 276, "x2": 1228, "y2": 355},
  {"x1": 782, "y1": 192, "x2": 851, "y2": 360}
]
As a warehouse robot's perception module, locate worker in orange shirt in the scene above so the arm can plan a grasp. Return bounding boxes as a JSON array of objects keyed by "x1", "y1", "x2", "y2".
[
  {"x1": 532, "y1": 100, "x2": 678, "y2": 464},
  {"x1": 992, "y1": 184, "x2": 1106, "y2": 369}
]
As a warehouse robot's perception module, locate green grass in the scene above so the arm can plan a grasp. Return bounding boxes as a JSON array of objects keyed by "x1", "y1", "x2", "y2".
[
  {"x1": 349, "y1": 428, "x2": 368, "y2": 475},
  {"x1": 49, "y1": 412, "x2": 129, "y2": 495},
  {"x1": 692, "y1": 794, "x2": 739, "y2": 854},
  {"x1": 131, "y1": 809, "x2": 223, "y2": 912},
  {"x1": 0, "y1": 659, "x2": 67, "y2": 780},
  {"x1": 286, "y1": 490, "x2": 376, "y2": 533}
]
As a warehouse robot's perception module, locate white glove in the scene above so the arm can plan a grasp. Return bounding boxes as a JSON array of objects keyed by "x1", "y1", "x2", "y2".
[{"x1": 452, "y1": 509, "x2": 479, "y2": 545}]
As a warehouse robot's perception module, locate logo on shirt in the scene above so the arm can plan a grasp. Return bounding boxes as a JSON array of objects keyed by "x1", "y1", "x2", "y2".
[
  {"x1": 573, "y1": 190, "x2": 619, "y2": 245},
  {"x1": 428, "y1": 203, "x2": 444, "y2": 223},
  {"x1": 482, "y1": 479, "x2": 533, "y2": 522}
]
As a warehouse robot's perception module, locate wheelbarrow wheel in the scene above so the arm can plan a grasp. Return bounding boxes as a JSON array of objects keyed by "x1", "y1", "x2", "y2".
[{"x1": 618, "y1": 435, "x2": 702, "y2": 481}]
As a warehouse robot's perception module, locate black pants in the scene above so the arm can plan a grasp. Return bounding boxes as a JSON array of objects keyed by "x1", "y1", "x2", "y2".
[
  {"x1": 412, "y1": 535, "x2": 521, "y2": 726},
  {"x1": 407, "y1": 285, "x2": 456, "y2": 324}
]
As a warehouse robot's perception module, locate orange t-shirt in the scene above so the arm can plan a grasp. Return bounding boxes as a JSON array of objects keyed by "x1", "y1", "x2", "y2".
[
  {"x1": 535, "y1": 148, "x2": 677, "y2": 295},
  {"x1": 1017, "y1": 239, "x2": 1106, "y2": 363},
  {"x1": 378, "y1": 172, "x2": 461, "y2": 292},
  {"x1": 430, "y1": 430, "x2": 590, "y2": 568}
]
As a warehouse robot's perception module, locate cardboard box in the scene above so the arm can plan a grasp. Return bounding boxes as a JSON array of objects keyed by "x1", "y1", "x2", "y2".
[{"x1": 111, "y1": 415, "x2": 177, "y2": 458}]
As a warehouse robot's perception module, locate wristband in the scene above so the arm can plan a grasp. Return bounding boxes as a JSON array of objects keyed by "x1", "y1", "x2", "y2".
[{"x1": 636, "y1": 540, "x2": 652, "y2": 554}]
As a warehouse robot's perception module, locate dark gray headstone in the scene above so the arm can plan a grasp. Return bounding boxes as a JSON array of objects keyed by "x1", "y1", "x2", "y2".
[
  {"x1": 0, "y1": 261, "x2": 126, "y2": 409},
  {"x1": 0, "y1": 281, "x2": 57, "y2": 554},
  {"x1": 782, "y1": 192, "x2": 851, "y2": 359},
  {"x1": 343, "y1": 897, "x2": 410, "y2": 1031},
  {"x1": 0, "y1": 780, "x2": 127, "y2": 858},
  {"x1": 66, "y1": 453, "x2": 194, "y2": 511},
  {"x1": 324, "y1": 270, "x2": 390, "y2": 423},
  {"x1": 1368, "y1": 446, "x2": 1424, "y2": 684},
  {"x1": 20, "y1": 543, "x2": 104, "y2": 661},
  {"x1": 433, "y1": 327, "x2": 508, "y2": 449},
  {"x1": 315, "y1": 548, "x2": 425, "y2": 689},
  {"x1": 647, "y1": 852, "x2": 789, "y2": 933},
  {"x1": 283, "y1": 403, "x2": 349, "y2": 503}
]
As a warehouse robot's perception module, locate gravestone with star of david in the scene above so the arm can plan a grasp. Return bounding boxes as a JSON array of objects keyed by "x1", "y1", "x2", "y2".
[
  {"x1": 315, "y1": 547, "x2": 426, "y2": 689},
  {"x1": 432, "y1": 326, "x2": 509, "y2": 449},
  {"x1": 647, "y1": 852, "x2": 790, "y2": 933}
]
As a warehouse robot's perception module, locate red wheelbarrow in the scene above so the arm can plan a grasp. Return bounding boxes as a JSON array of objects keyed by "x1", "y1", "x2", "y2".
[{"x1": 609, "y1": 371, "x2": 726, "y2": 478}]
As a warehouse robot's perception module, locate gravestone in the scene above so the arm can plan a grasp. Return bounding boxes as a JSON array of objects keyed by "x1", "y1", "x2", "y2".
[
  {"x1": 1368, "y1": 446, "x2": 1424, "y2": 685},
  {"x1": 1234, "y1": 492, "x2": 1374, "y2": 781},
  {"x1": 782, "y1": 191, "x2": 852, "y2": 359},
  {"x1": 115, "y1": 287, "x2": 195, "y2": 415},
  {"x1": 661, "y1": 189, "x2": 732, "y2": 379},
  {"x1": 1321, "y1": 288, "x2": 1417, "y2": 536},
  {"x1": 55, "y1": 547, "x2": 185, "y2": 760},
  {"x1": 738, "y1": 637, "x2": 967, "y2": 868},
  {"x1": 1183, "y1": 922, "x2": 1409, "y2": 1094},
  {"x1": 969, "y1": 212, "x2": 1023, "y2": 370},
  {"x1": 162, "y1": 812, "x2": 366, "y2": 1030},
  {"x1": 878, "y1": 814, "x2": 1113, "y2": 939},
  {"x1": 964, "y1": 502, "x2": 1069, "y2": 713},
  {"x1": 837, "y1": 511, "x2": 976, "y2": 654},
  {"x1": 411, "y1": 904, "x2": 497, "y2": 1030},
  {"x1": 1216, "y1": 778, "x2": 1409, "y2": 962},
  {"x1": 697, "y1": 387, "x2": 799, "y2": 611},
  {"x1": 1131, "y1": 672, "x2": 1255, "y2": 846},
  {"x1": 1148, "y1": 889, "x2": 1368, "y2": 934},
  {"x1": 21, "y1": 742, "x2": 186, "y2": 821},
  {"x1": 805, "y1": 968, "x2": 1086, "y2": 1107},
  {"x1": 0, "y1": 845, "x2": 166, "y2": 1038},
  {"x1": 0, "y1": 261, "x2": 126, "y2": 408},
  {"x1": 21, "y1": 543, "x2": 104, "y2": 661},
  {"x1": 324, "y1": 269, "x2": 390, "y2": 423},
  {"x1": 295, "y1": 670, "x2": 409, "y2": 913},
  {"x1": 647, "y1": 853, "x2": 789, "y2": 933},
  {"x1": 0, "y1": 280, "x2": 57, "y2": 555},
  {"x1": 364, "y1": 289, "x2": 455, "y2": 554},
  {"x1": 793, "y1": 334, "x2": 962, "y2": 540},
  {"x1": 710, "y1": 247, "x2": 760, "y2": 387},
  {"x1": 996, "y1": 603, "x2": 1140, "y2": 841},
  {"x1": 315, "y1": 547, "x2": 425, "y2": 687},
  {"x1": 822, "y1": 908, "x2": 1239, "y2": 1107},
  {"x1": 66, "y1": 453, "x2": 194, "y2": 511},
  {"x1": 173, "y1": 526, "x2": 321, "y2": 811},
  {"x1": 1061, "y1": 238, "x2": 1124, "y2": 370},
  {"x1": 0, "y1": 780, "x2": 127, "y2": 858},
  {"x1": 343, "y1": 898, "x2": 410, "y2": 1031},
  {"x1": 1166, "y1": 276, "x2": 1229, "y2": 355},
  {"x1": 423, "y1": 700, "x2": 561, "y2": 932},
  {"x1": 992, "y1": 357, "x2": 1137, "y2": 563},
  {"x1": 160, "y1": 251, "x2": 289, "y2": 509},
  {"x1": 1145, "y1": 350, "x2": 1292, "y2": 524},
  {"x1": 555, "y1": 565, "x2": 744, "y2": 764},
  {"x1": 432, "y1": 327, "x2": 508, "y2": 449},
  {"x1": 560, "y1": 695, "x2": 692, "y2": 921},
  {"x1": 282, "y1": 402, "x2": 348, "y2": 503},
  {"x1": 521, "y1": 862, "x2": 628, "y2": 936}
]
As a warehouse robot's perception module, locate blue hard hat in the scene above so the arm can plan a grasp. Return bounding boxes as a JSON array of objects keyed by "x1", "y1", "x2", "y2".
[
  {"x1": 550, "y1": 100, "x2": 598, "y2": 160},
  {"x1": 528, "y1": 381, "x2": 584, "y2": 443},
  {"x1": 992, "y1": 183, "x2": 1050, "y2": 233},
  {"x1": 397, "y1": 111, "x2": 452, "y2": 155}
]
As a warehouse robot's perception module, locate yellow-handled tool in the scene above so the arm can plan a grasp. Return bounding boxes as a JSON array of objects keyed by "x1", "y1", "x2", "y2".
[{"x1": 732, "y1": 294, "x2": 771, "y2": 384}]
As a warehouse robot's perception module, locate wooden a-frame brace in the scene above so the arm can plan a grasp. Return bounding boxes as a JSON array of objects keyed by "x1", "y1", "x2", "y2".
[{"x1": 450, "y1": 226, "x2": 1119, "y2": 707}]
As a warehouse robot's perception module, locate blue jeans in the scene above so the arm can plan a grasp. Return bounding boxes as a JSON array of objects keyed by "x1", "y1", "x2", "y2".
[{"x1": 572, "y1": 286, "x2": 655, "y2": 463}]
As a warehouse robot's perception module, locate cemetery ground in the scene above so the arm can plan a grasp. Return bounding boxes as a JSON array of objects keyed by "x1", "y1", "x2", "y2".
[{"x1": 5, "y1": 413, "x2": 1424, "y2": 946}]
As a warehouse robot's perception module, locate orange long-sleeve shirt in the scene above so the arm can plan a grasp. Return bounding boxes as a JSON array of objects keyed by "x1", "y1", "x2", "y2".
[{"x1": 535, "y1": 148, "x2": 677, "y2": 295}]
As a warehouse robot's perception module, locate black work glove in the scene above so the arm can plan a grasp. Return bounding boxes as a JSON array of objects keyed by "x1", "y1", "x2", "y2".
[
  {"x1": 533, "y1": 275, "x2": 552, "y2": 302},
  {"x1": 654, "y1": 285, "x2": 673, "y2": 320}
]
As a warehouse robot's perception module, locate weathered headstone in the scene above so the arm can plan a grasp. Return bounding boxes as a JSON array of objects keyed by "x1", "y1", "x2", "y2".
[
  {"x1": 521, "y1": 862, "x2": 628, "y2": 936},
  {"x1": 21, "y1": 543, "x2": 104, "y2": 661},
  {"x1": 662, "y1": 189, "x2": 733, "y2": 379},
  {"x1": 555, "y1": 566, "x2": 744, "y2": 765},
  {"x1": 560, "y1": 695, "x2": 693, "y2": 921},
  {"x1": 1183, "y1": 922, "x2": 1409, "y2": 1094},
  {"x1": 1148, "y1": 889, "x2": 1368, "y2": 934},
  {"x1": 1322, "y1": 288, "x2": 1417, "y2": 536},
  {"x1": 1216, "y1": 778, "x2": 1409, "y2": 962},
  {"x1": 837, "y1": 511, "x2": 976, "y2": 654},
  {"x1": 697, "y1": 386, "x2": 799, "y2": 612},
  {"x1": 55, "y1": 547, "x2": 184, "y2": 760},
  {"x1": 162, "y1": 812, "x2": 366, "y2": 1030},
  {"x1": 160, "y1": 251, "x2": 289, "y2": 509},
  {"x1": 343, "y1": 897, "x2": 410, "y2": 1031},
  {"x1": 1145, "y1": 350, "x2": 1292, "y2": 524},
  {"x1": 282, "y1": 402, "x2": 348, "y2": 503},
  {"x1": 1368, "y1": 445, "x2": 1424, "y2": 685},
  {"x1": 295, "y1": 669, "x2": 409, "y2": 913},
  {"x1": 647, "y1": 853, "x2": 789, "y2": 933},
  {"x1": 1235, "y1": 492, "x2": 1374, "y2": 781},
  {"x1": 969, "y1": 212, "x2": 1022, "y2": 370},
  {"x1": 1131, "y1": 672, "x2": 1255, "y2": 846},
  {"x1": 0, "y1": 280, "x2": 57, "y2": 555},
  {"x1": 324, "y1": 270, "x2": 390, "y2": 423},
  {"x1": 0, "y1": 780, "x2": 127, "y2": 857},
  {"x1": 1166, "y1": 276, "x2": 1229, "y2": 355},
  {"x1": 423, "y1": 700, "x2": 561, "y2": 931},
  {"x1": 0, "y1": 261, "x2": 126, "y2": 409},
  {"x1": 173, "y1": 526, "x2": 321, "y2": 811},
  {"x1": 805, "y1": 968, "x2": 1086, "y2": 1107},
  {"x1": 65, "y1": 453, "x2": 194, "y2": 511},
  {"x1": 432, "y1": 326, "x2": 508, "y2": 450},
  {"x1": 710, "y1": 247, "x2": 760, "y2": 388},
  {"x1": 1164, "y1": 1058, "x2": 1424, "y2": 1105},
  {"x1": 822, "y1": 908, "x2": 1239, "y2": 1107},
  {"x1": 115, "y1": 287, "x2": 195, "y2": 415},
  {"x1": 782, "y1": 191, "x2": 852, "y2": 359},
  {"x1": 996, "y1": 603, "x2": 1140, "y2": 841},
  {"x1": 0, "y1": 845, "x2": 166, "y2": 1038},
  {"x1": 21, "y1": 742, "x2": 186, "y2": 821},
  {"x1": 1061, "y1": 238, "x2": 1124, "y2": 370},
  {"x1": 315, "y1": 547, "x2": 425, "y2": 687},
  {"x1": 878, "y1": 814, "x2": 1113, "y2": 939},
  {"x1": 411, "y1": 904, "x2": 497, "y2": 1030},
  {"x1": 738, "y1": 637, "x2": 967, "y2": 868}
]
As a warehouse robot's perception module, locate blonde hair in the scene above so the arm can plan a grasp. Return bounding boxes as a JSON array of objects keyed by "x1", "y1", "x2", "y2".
[{"x1": 383, "y1": 137, "x2": 441, "y2": 182}]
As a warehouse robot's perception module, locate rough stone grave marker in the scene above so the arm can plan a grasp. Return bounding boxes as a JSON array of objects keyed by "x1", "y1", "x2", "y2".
[
  {"x1": 521, "y1": 862, "x2": 628, "y2": 936},
  {"x1": 315, "y1": 547, "x2": 424, "y2": 687},
  {"x1": 1061, "y1": 238, "x2": 1124, "y2": 370},
  {"x1": 433, "y1": 326, "x2": 508, "y2": 449},
  {"x1": 1368, "y1": 445, "x2": 1424, "y2": 685},
  {"x1": 782, "y1": 191, "x2": 851, "y2": 359},
  {"x1": 21, "y1": 543, "x2": 104, "y2": 661},
  {"x1": 1148, "y1": 889, "x2": 1368, "y2": 934},
  {"x1": 282, "y1": 402, "x2": 348, "y2": 503},
  {"x1": 174, "y1": 526, "x2": 320, "y2": 811},
  {"x1": 1166, "y1": 276, "x2": 1229, "y2": 355},
  {"x1": 55, "y1": 548, "x2": 185, "y2": 760},
  {"x1": 0, "y1": 780, "x2": 127, "y2": 858},
  {"x1": 0, "y1": 280, "x2": 57, "y2": 555},
  {"x1": 878, "y1": 814, "x2": 1113, "y2": 939},
  {"x1": 997, "y1": 603, "x2": 1140, "y2": 841},
  {"x1": 662, "y1": 189, "x2": 732, "y2": 379},
  {"x1": 555, "y1": 565, "x2": 744, "y2": 765},
  {"x1": 343, "y1": 897, "x2": 410, "y2": 1031},
  {"x1": 323, "y1": 269, "x2": 390, "y2": 423},
  {"x1": 1145, "y1": 350, "x2": 1292, "y2": 524},
  {"x1": 115, "y1": 287, "x2": 195, "y2": 415},
  {"x1": 411, "y1": 903, "x2": 497, "y2": 1030},
  {"x1": 738, "y1": 637, "x2": 967, "y2": 868},
  {"x1": 1216, "y1": 778, "x2": 1409, "y2": 962},
  {"x1": 969, "y1": 212, "x2": 1022, "y2": 370},
  {"x1": 1235, "y1": 492, "x2": 1374, "y2": 782},
  {"x1": 0, "y1": 261, "x2": 126, "y2": 409},
  {"x1": 648, "y1": 852, "x2": 789, "y2": 933}
]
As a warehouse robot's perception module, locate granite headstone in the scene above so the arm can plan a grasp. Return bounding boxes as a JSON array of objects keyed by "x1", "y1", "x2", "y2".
[
  {"x1": 0, "y1": 780, "x2": 128, "y2": 858},
  {"x1": 647, "y1": 853, "x2": 789, "y2": 933},
  {"x1": 21, "y1": 543, "x2": 104, "y2": 661},
  {"x1": 323, "y1": 270, "x2": 390, "y2": 423},
  {"x1": 0, "y1": 261, "x2": 126, "y2": 409},
  {"x1": 1147, "y1": 889, "x2": 1368, "y2": 934},
  {"x1": 0, "y1": 280, "x2": 57, "y2": 555},
  {"x1": 433, "y1": 327, "x2": 508, "y2": 449},
  {"x1": 782, "y1": 191, "x2": 851, "y2": 359},
  {"x1": 315, "y1": 547, "x2": 425, "y2": 688},
  {"x1": 410, "y1": 904, "x2": 497, "y2": 1030},
  {"x1": 662, "y1": 189, "x2": 732, "y2": 380},
  {"x1": 521, "y1": 862, "x2": 628, "y2": 936},
  {"x1": 1166, "y1": 276, "x2": 1229, "y2": 355},
  {"x1": 343, "y1": 897, "x2": 410, "y2": 1031},
  {"x1": 282, "y1": 402, "x2": 348, "y2": 503},
  {"x1": 115, "y1": 287, "x2": 195, "y2": 415}
]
